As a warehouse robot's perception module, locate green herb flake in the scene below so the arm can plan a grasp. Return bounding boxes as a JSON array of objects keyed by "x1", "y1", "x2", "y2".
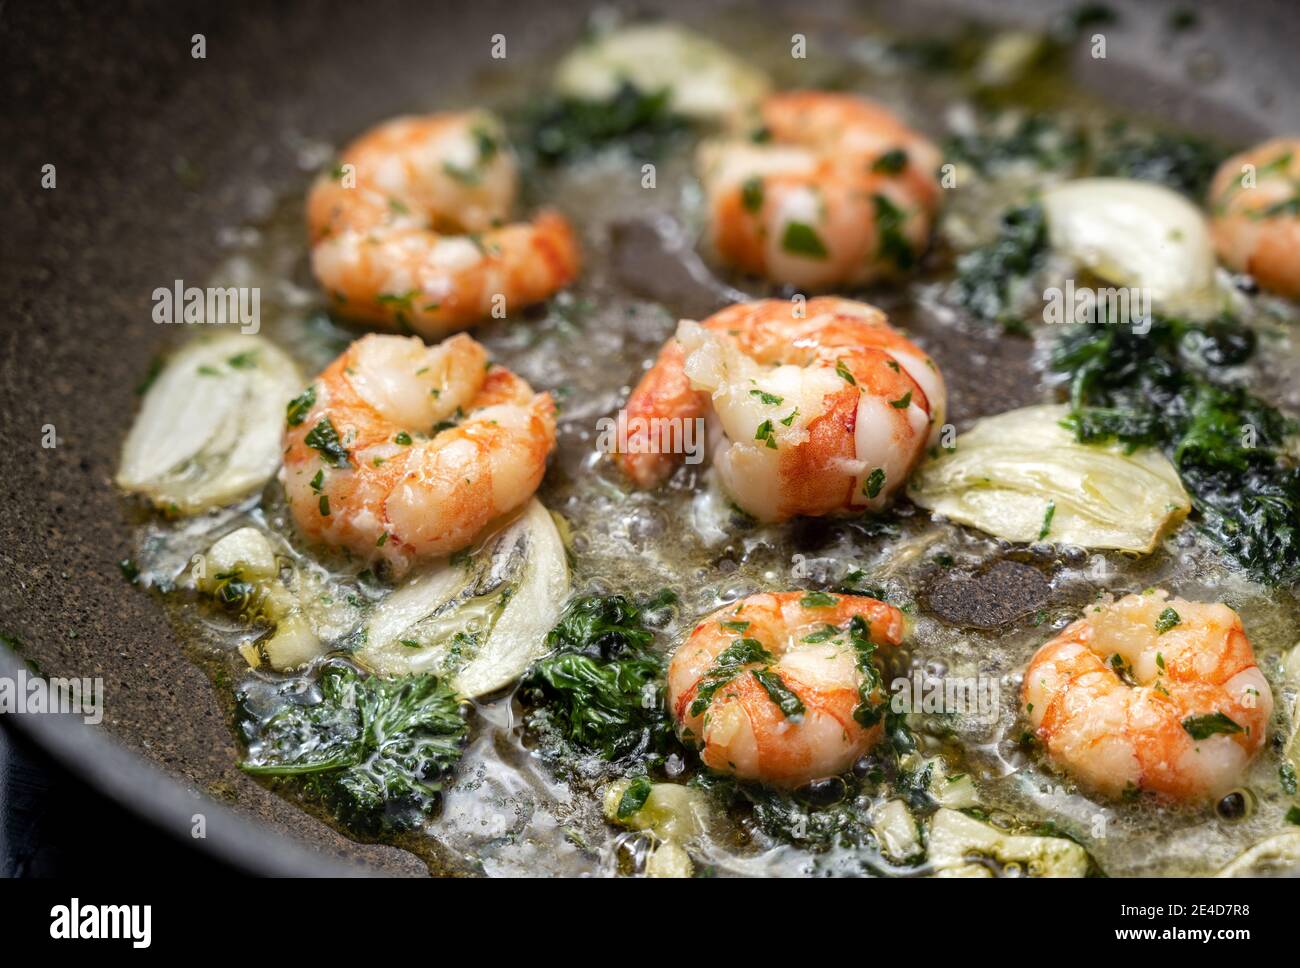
[
  {"x1": 376, "y1": 289, "x2": 420, "y2": 308},
  {"x1": 442, "y1": 161, "x2": 481, "y2": 185},
  {"x1": 689, "y1": 637, "x2": 774, "y2": 717},
  {"x1": 1155, "y1": 607, "x2": 1181, "y2": 634},
  {"x1": 286, "y1": 386, "x2": 317, "y2": 427},
  {"x1": 1181, "y1": 711, "x2": 1243, "y2": 740},
  {"x1": 781, "y1": 221, "x2": 829, "y2": 259},
  {"x1": 873, "y1": 193, "x2": 914, "y2": 269},
  {"x1": 304, "y1": 417, "x2": 350, "y2": 467},
  {"x1": 800, "y1": 624, "x2": 840, "y2": 643},
  {"x1": 239, "y1": 663, "x2": 467, "y2": 833},
  {"x1": 863, "y1": 468, "x2": 886, "y2": 499},
  {"x1": 1038, "y1": 501, "x2": 1056, "y2": 541},
  {"x1": 617, "y1": 775, "x2": 653, "y2": 819},
  {"x1": 749, "y1": 388, "x2": 784, "y2": 406},
  {"x1": 752, "y1": 668, "x2": 806, "y2": 719},
  {"x1": 872, "y1": 148, "x2": 908, "y2": 174}
]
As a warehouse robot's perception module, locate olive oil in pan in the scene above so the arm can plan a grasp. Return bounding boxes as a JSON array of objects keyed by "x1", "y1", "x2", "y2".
[{"x1": 125, "y1": 10, "x2": 1300, "y2": 876}]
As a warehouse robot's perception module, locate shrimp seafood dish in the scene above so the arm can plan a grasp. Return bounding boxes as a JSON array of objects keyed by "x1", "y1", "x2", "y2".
[{"x1": 92, "y1": 9, "x2": 1300, "y2": 878}]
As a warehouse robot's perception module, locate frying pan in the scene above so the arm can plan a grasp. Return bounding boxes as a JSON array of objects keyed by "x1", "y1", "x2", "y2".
[{"x1": 2, "y1": 0, "x2": 1297, "y2": 876}]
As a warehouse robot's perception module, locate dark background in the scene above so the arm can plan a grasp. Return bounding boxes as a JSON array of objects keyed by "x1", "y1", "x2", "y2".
[{"x1": 0, "y1": 719, "x2": 233, "y2": 877}]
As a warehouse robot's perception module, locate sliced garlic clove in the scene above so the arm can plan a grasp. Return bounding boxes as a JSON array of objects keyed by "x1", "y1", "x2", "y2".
[
  {"x1": 909, "y1": 404, "x2": 1190, "y2": 554},
  {"x1": 927, "y1": 808, "x2": 1091, "y2": 878},
  {"x1": 553, "y1": 22, "x2": 769, "y2": 121},
  {"x1": 356, "y1": 498, "x2": 570, "y2": 697},
  {"x1": 1041, "y1": 177, "x2": 1219, "y2": 318},
  {"x1": 117, "y1": 335, "x2": 302, "y2": 514}
]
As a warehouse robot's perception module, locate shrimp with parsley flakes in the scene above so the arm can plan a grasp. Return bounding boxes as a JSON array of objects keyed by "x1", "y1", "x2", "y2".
[
  {"x1": 1023, "y1": 591, "x2": 1272, "y2": 802},
  {"x1": 281, "y1": 333, "x2": 555, "y2": 574},
  {"x1": 615, "y1": 297, "x2": 945, "y2": 522},
  {"x1": 308, "y1": 111, "x2": 581, "y2": 336},
  {"x1": 698, "y1": 91, "x2": 942, "y2": 288},
  {"x1": 667, "y1": 591, "x2": 906, "y2": 788}
]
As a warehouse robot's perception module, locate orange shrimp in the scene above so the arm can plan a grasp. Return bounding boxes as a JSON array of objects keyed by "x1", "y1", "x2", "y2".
[
  {"x1": 308, "y1": 111, "x2": 581, "y2": 336},
  {"x1": 667, "y1": 591, "x2": 906, "y2": 788},
  {"x1": 698, "y1": 91, "x2": 942, "y2": 288},
  {"x1": 615, "y1": 297, "x2": 946, "y2": 521},
  {"x1": 281, "y1": 333, "x2": 555, "y2": 574},
  {"x1": 1207, "y1": 137, "x2": 1300, "y2": 299},
  {"x1": 1023, "y1": 591, "x2": 1272, "y2": 801}
]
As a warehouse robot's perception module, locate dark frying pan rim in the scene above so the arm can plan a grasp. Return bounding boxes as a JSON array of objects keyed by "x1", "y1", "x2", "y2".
[{"x1": 0, "y1": 647, "x2": 363, "y2": 877}]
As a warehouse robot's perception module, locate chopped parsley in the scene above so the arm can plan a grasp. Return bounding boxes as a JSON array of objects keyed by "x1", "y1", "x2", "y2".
[
  {"x1": 286, "y1": 386, "x2": 316, "y2": 427},
  {"x1": 519, "y1": 82, "x2": 687, "y2": 166},
  {"x1": 752, "y1": 668, "x2": 806, "y2": 719},
  {"x1": 873, "y1": 193, "x2": 914, "y2": 270},
  {"x1": 1052, "y1": 312, "x2": 1300, "y2": 584},
  {"x1": 1038, "y1": 501, "x2": 1056, "y2": 541},
  {"x1": 1155, "y1": 607, "x2": 1181, "y2": 633},
  {"x1": 781, "y1": 221, "x2": 829, "y2": 259},
  {"x1": 304, "y1": 417, "x2": 350, "y2": 467},
  {"x1": 238, "y1": 662, "x2": 467, "y2": 833},
  {"x1": 689, "y1": 638, "x2": 772, "y2": 717},
  {"x1": 1181, "y1": 712, "x2": 1243, "y2": 740},
  {"x1": 617, "y1": 775, "x2": 653, "y2": 819},
  {"x1": 863, "y1": 468, "x2": 886, "y2": 499},
  {"x1": 871, "y1": 148, "x2": 908, "y2": 174},
  {"x1": 954, "y1": 202, "x2": 1049, "y2": 331}
]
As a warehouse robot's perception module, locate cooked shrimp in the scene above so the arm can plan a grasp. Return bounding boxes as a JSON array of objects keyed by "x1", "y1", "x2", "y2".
[
  {"x1": 281, "y1": 333, "x2": 556, "y2": 574},
  {"x1": 698, "y1": 91, "x2": 942, "y2": 288},
  {"x1": 307, "y1": 111, "x2": 581, "y2": 336},
  {"x1": 667, "y1": 591, "x2": 906, "y2": 788},
  {"x1": 615, "y1": 297, "x2": 945, "y2": 521},
  {"x1": 1023, "y1": 591, "x2": 1272, "y2": 802},
  {"x1": 1208, "y1": 137, "x2": 1300, "y2": 299}
]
